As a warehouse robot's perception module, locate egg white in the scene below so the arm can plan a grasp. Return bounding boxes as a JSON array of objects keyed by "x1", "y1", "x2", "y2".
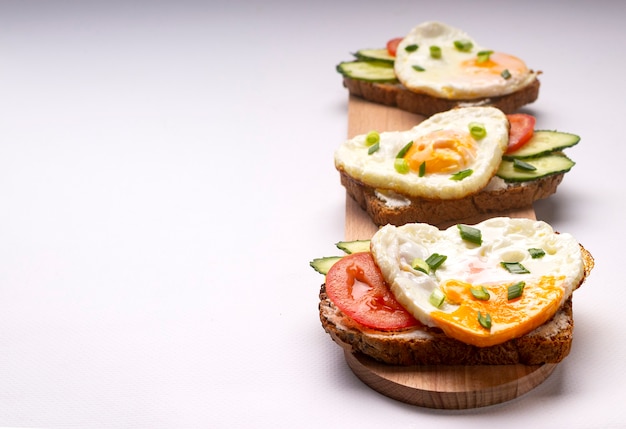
[
  {"x1": 370, "y1": 217, "x2": 585, "y2": 328},
  {"x1": 394, "y1": 21, "x2": 537, "y2": 100},
  {"x1": 334, "y1": 106, "x2": 509, "y2": 199}
]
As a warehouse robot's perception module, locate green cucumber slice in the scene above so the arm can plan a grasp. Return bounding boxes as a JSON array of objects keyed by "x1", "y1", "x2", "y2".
[
  {"x1": 336, "y1": 240, "x2": 371, "y2": 254},
  {"x1": 497, "y1": 153, "x2": 575, "y2": 182},
  {"x1": 336, "y1": 61, "x2": 398, "y2": 83},
  {"x1": 310, "y1": 256, "x2": 342, "y2": 275},
  {"x1": 504, "y1": 130, "x2": 580, "y2": 160},
  {"x1": 354, "y1": 48, "x2": 395, "y2": 64}
]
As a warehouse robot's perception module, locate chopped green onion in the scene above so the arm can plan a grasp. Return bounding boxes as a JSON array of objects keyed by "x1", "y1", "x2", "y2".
[
  {"x1": 365, "y1": 131, "x2": 380, "y2": 146},
  {"x1": 429, "y1": 289, "x2": 446, "y2": 308},
  {"x1": 500, "y1": 261, "x2": 530, "y2": 274},
  {"x1": 501, "y1": 69, "x2": 511, "y2": 79},
  {"x1": 507, "y1": 281, "x2": 525, "y2": 300},
  {"x1": 419, "y1": 161, "x2": 426, "y2": 177},
  {"x1": 477, "y1": 312, "x2": 492, "y2": 329},
  {"x1": 425, "y1": 253, "x2": 447, "y2": 271},
  {"x1": 394, "y1": 158, "x2": 410, "y2": 174},
  {"x1": 458, "y1": 224, "x2": 482, "y2": 245},
  {"x1": 411, "y1": 258, "x2": 430, "y2": 274},
  {"x1": 396, "y1": 141, "x2": 414, "y2": 158},
  {"x1": 513, "y1": 158, "x2": 537, "y2": 171},
  {"x1": 412, "y1": 64, "x2": 425, "y2": 72},
  {"x1": 450, "y1": 169, "x2": 473, "y2": 181},
  {"x1": 454, "y1": 39, "x2": 473, "y2": 52},
  {"x1": 468, "y1": 122, "x2": 487, "y2": 139},
  {"x1": 476, "y1": 50, "x2": 493, "y2": 63},
  {"x1": 367, "y1": 142, "x2": 380, "y2": 155},
  {"x1": 405, "y1": 44, "x2": 419, "y2": 52},
  {"x1": 429, "y1": 45, "x2": 442, "y2": 58},
  {"x1": 470, "y1": 286, "x2": 490, "y2": 301},
  {"x1": 528, "y1": 248, "x2": 545, "y2": 259}
]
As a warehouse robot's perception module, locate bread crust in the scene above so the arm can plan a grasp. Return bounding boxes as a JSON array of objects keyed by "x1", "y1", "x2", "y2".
[
  {"x1": 318, "y1": 245, "x2": 594, "y2": 366},
  {"x1": 342, "y1": 76, "x2": 541, "y2": 117},
  {"x1": 340, "y1": 170, "x2": 565, "y2": 227}
]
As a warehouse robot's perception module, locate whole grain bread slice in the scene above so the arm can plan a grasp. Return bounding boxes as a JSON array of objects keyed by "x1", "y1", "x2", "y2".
[
  {"x1": 319, "y1": 244, "x2": 594, "y2": 366},
  {"x1": 342, "y1": 76, "x2": 541, "y2": 117},
  {"x1": 320, "y1": 288, "x2": 573, "y2": 365},
  {"x1": 339, "y1": 170, "x2": 564, "y2": 228}
]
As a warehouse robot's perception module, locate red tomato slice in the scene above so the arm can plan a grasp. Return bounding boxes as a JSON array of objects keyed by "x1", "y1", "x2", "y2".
[
  {"x1": 506, "y1": 113, "x2": 536, "y2": 153},
  {"x1": 325, "y1": 252, "x2": 420, "y2": 330},
  {"x1": 386, "y1": 37, "x2": 403, "y2": 57}
]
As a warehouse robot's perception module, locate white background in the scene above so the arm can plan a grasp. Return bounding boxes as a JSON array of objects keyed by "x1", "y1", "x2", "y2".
[{"x1": 0, "y1": 0, "x2": 623, "y2": 427}]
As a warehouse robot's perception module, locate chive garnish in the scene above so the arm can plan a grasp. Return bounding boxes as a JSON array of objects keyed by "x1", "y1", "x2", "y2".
[
  {"x1": 450, "y1": 169, "x2": 473, "y2": 181},
  {"x1": 405, "y1": 44, "x2": 419, "y2": 52},
  {"x1": 412, "y1": 65, "x2": 425, "y2": 72},
  {"x1": 394, "y1": 142, "x2": 412, "y2": 173},
  {"x1": 429, "y1": 289, "x2": 446, "y2": 308},
  {"x1": 458, "y1": 224, "x2": 482, "y2": 245},
  {"x1": 528, "y1": 248, "x2": 545, "y2": 259},
  {"x1": 500, "y1": 261, "x2": 530, "y2": 274},
  {"x1": 477, "y1": 312, "x2": 492, "y2": 329},
  {"x1": 365, "y1": 131, "x2": 380, "y2": 146},
  {"x1": 394, "y1": 158, "x2": 409, "y2": 174},
  {"x1": 425, "y1": 253, "x2": 447, "y2": 271},
  {"x1": 468, "y1": 122, "x2": 486, "y2": 139},
  {"x1": 430, "y1": 45, "x2": 442, "y2": 58},
  {"x1": 411, "y1": 258, "x2": 430, "y2": 274},
  {"x1": 470, "y1": 286, "x2": 490, "y2": 301},
  {"x1": 367, "y1": 142, "x2": 380, "y2": 155},
  {"x1": 507, "y1": 281, "x2": 525, "y2": 300},
  {"x1": 454, "y1": 40, "x2": 473, "y2": 52},
  {"x1": 476, "y1": 50, "x2": 493, "y2": 63},
  {"x1": 410, "y1": 254, "x2": 447, "y2": 274},
  {"x1": 513, "y1": 158, "x2": 537, "y2": 171},
  {"x1": 396, "y1": 141, "x2": 413, "y2": 158},
  {"x1": 501, "y1": 69, "x2": 511, "y2": 79},
  {"x1": 419, "y1": 161, "x2": 426, "y2": 177}
]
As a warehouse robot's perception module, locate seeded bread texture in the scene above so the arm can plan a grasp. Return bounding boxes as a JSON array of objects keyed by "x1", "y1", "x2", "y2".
[
  {"x1": 339, "y1": 170, "x2": 564, "y2": 228},
  {"x1": 318, "y1": 245, "x2": 594, "y2": 366},
  {"x1": 342, "y1": 76, "x2": 540, "y2": 117}
]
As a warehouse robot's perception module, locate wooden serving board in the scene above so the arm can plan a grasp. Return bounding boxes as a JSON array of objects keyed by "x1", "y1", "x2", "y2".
[{"x1": 342, "y1": 95, "x2": 553, "y2": 409}]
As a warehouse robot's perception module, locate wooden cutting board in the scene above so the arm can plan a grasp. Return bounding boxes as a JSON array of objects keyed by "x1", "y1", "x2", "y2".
[{"x1": 341, "y1": 95, "x2": 554, "y2": 409}]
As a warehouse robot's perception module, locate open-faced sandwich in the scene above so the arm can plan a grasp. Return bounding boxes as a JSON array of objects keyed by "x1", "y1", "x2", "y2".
[
  {"x1": 335, "y1": 106, "x2": 578, "y2": 227},
  {"x1": 337, "y1": 21, "x2": 540, "y2": 116},
  {"x1": 311, "y1": 217, "x2": 594, "y2": 365}
]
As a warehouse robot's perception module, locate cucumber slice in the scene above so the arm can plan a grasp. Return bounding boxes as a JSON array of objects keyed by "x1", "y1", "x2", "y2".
[
  {"x1": 336, "y1": 61, "x2": 398, "y2": 83},
  {"x1": 354, "y1": 48, "x2": 395, "y2": 64},
  {"x1": 336, "y1": 240, "x2": 371, "y2": 254},
  {"x1": 310, "y1": 256, "x2": 342, "y2": 275},
  {"x1": 504, "y1": 130, "x2": 580, "y2": 160},
  {"x1": 497, "y1": 154, "x2": 575, "y2": 182}
]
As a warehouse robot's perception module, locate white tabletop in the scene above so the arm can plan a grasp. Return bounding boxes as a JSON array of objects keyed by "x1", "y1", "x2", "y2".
[{"x1": 0, "y1": 1, "x2": 623, "y2": 427}]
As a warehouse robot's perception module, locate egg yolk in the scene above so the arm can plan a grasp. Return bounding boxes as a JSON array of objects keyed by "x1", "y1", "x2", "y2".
[
  {"x1": 431, "y1": 276, "x2": 565, "y2": 347},
  {"x1": 460, "y1": 52, "x2": 528, "y2": 82},
  {"x1": 404, "y1": 129, "x2": 477, "y2": 174}
]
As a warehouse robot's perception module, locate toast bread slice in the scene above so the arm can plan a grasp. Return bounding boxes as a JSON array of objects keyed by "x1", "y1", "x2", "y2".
[
  {"x1": 339, "y1": 169, "x2": 564, "y2": 228},
  {"x1": 342, "y1": 76, "x2": 541, "y2": 117},
  {"x1": 319, "y1": 245, "x2": 594, "y2": 366}
]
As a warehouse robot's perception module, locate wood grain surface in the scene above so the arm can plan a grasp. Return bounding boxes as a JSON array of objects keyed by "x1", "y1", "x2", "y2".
[{"x1": 341, "y1": 95, "x2": 554, "y2": 409}]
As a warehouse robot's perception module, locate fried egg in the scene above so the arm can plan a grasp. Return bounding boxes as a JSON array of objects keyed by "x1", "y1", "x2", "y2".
[
  {"x1": 334, "y1": 106, "x2": 509, "y2": 199},
  {"x1": 370, "y1": 217, "x2": 585, "y2": 347},
  {"x1": 394, "y1": 22, "x2": 537, "y2": 100}
]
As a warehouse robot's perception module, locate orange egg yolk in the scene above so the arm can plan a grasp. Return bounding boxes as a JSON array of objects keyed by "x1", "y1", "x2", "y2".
[
  {"x1": 404, "y1": 129, "x2": 477, "y2": 174},
  {"x1": 430, "y1": 276, "x2": 565, "y2": 347},
  {"x1": 460, "y1": 52, "x2": 528, "y2": 82}
]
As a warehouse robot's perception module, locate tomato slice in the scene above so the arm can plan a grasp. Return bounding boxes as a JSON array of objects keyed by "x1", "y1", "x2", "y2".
[
  {"x1": 325, "y1": 252, "x2": 420, "y2": 330},
  {"x1": 506, "y1": 113, "x2": 536, "y2": 153},
  {"x1": 386, "y1": 37, "x2": 403, "y2": 57}
]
